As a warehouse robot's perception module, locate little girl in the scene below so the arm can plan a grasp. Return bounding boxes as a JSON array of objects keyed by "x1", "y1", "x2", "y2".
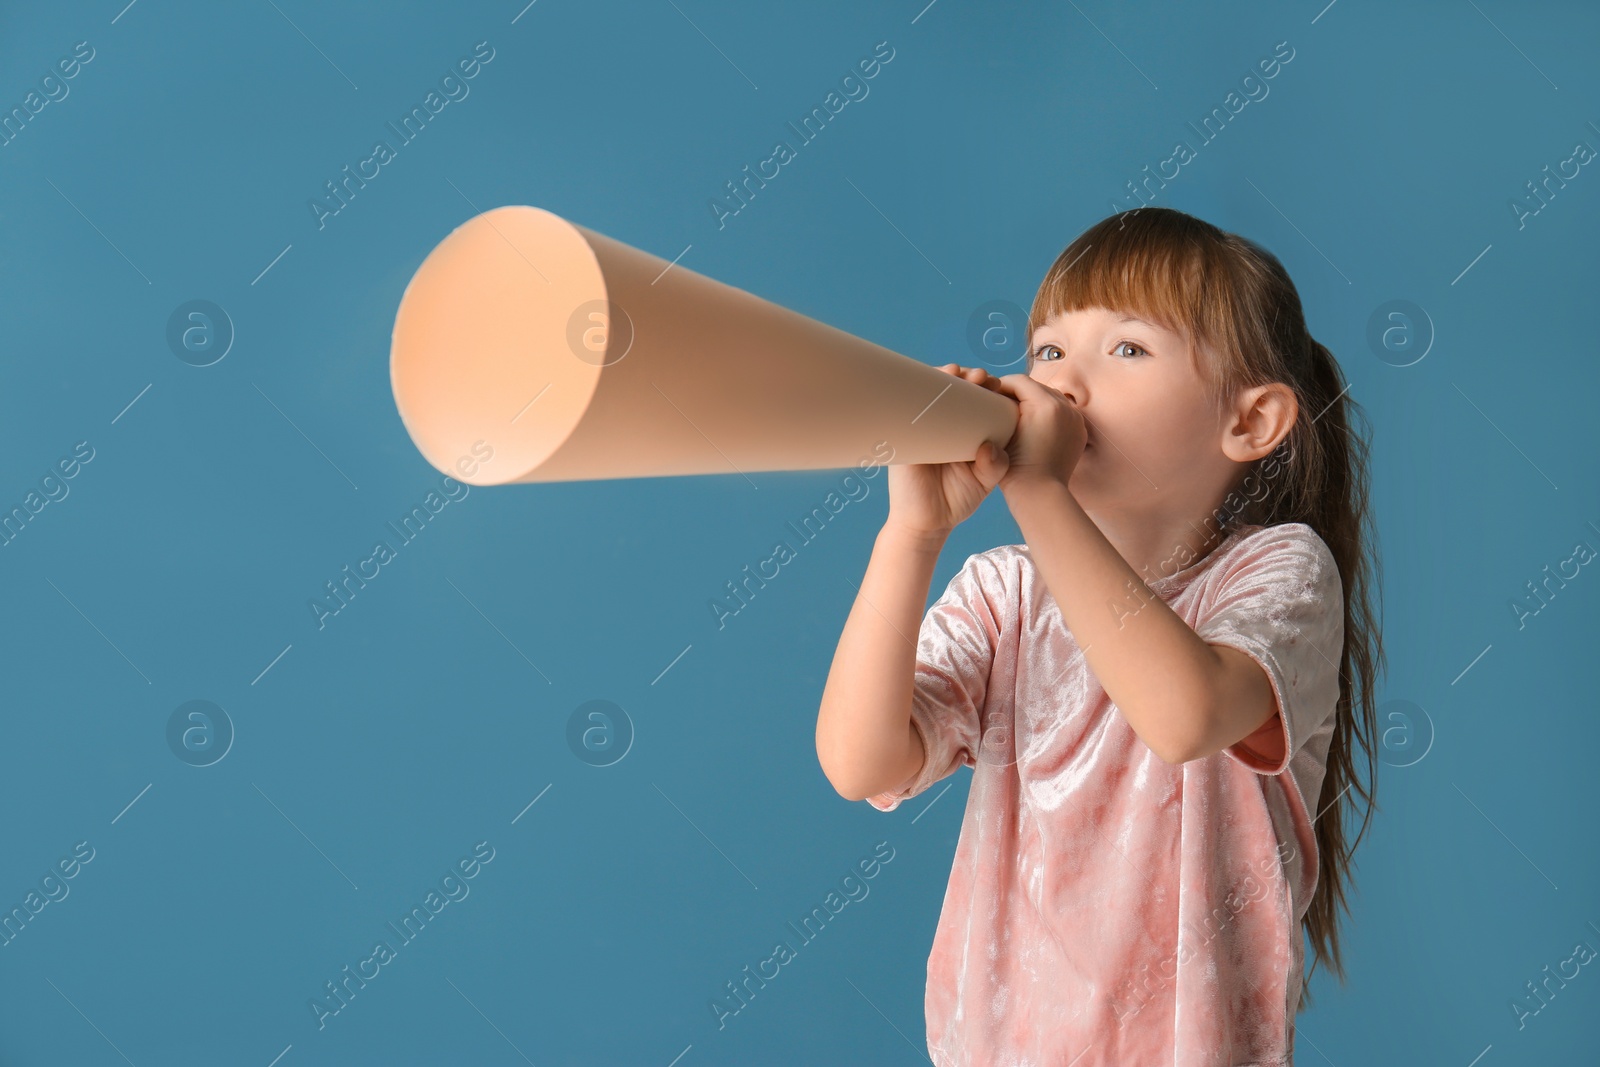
[{"x1": 816, "y1": 207, "x2": 1384, "y2": 1065}]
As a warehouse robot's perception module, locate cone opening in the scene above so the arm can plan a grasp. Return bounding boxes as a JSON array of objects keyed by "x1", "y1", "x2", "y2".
[{"x1": 390, "y1": 205, "x2": 608, "y2": 486}]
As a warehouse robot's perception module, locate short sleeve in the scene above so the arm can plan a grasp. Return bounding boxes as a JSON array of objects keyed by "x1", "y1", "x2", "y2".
[
  {"x1": 1195, "y1": 524, "x2": 1344, "y2": 777},
  {"x1": 866, "y1": 552, "x2": 1003, "y2": 811}
]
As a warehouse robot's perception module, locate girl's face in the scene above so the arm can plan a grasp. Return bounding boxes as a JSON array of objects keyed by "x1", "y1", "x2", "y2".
[{"x1": 1027, "y1": 306, "x2": 1231, "y2": 514}]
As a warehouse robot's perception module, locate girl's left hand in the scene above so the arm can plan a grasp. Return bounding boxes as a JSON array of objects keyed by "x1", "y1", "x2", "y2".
[{"x1": 985, "y1": 374, "x2": 1089, "y2": 492}]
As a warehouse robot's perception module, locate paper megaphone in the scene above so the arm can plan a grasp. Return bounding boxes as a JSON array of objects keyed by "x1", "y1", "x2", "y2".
[{"x1": 390, "y1": 205, "x2": 1018, "y2": 485}]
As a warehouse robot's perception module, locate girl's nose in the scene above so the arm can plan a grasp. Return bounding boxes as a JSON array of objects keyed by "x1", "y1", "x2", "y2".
[{"x1": 1037, "y1": 365, "x2": 1083, "y2": 405}]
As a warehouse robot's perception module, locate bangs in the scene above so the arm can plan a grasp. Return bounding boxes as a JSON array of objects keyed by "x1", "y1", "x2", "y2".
[{"x1": 1027, "y1": 211, "x2": 1249, "y2": 407}]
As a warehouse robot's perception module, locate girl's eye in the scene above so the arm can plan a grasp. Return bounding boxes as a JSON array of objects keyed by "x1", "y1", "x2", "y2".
[{"x1": 1030, "y1": 341, "x2": 1148, "y2": 363}]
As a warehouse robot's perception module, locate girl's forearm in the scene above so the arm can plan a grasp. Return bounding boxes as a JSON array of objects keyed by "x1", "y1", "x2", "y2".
[
  {"x1": 816, "y1": 522, "x2": 947, "y2": 800},
  {"x1": 1002, "y1": 477, "x2": 1221, "y2": 764}
]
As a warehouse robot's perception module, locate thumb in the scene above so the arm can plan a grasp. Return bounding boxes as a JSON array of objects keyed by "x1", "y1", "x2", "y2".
[{"x1": 976, "y1": 440, "x2": 1009, "y2": 487}]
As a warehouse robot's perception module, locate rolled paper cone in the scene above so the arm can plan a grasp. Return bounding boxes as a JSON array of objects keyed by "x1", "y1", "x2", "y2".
[{"x1": 390, "y1": 205, "x2": 1019, "y2": 485}]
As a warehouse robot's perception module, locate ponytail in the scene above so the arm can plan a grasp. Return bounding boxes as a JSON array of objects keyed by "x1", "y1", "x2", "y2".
[{"x1": 1281, "y1": 335, "x2": 1385, "y2": 1004}]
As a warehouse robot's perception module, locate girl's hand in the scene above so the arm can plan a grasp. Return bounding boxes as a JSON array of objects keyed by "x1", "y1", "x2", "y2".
[
  {"x1": 985, "y1": 373, "x2": 1088, "y2": 492},
  {"x1": 885, "y1": 364, "x2": 1011, "y2": 537}
]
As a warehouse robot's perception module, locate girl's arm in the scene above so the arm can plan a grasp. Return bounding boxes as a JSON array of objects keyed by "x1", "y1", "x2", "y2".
[
  {"x1": 1005, "y1": 478, "x2": 1275, "y2": 764},
  {"x1": 815, "y1": 522, "x2": 948, "y2": 800}
]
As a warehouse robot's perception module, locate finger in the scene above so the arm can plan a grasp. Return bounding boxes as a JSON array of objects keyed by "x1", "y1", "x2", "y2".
[
  {"x1": 983, "y1": 374, "x2": 1023, "y2": 399},
  {"x1": 997, "y1": 373, "x2": 1056, "y2": 401}
]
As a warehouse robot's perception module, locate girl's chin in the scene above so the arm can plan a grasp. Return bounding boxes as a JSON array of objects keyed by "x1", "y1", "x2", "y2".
[{"x1": 1068, "y1": 453, "x2": 1100, "y2": 487}]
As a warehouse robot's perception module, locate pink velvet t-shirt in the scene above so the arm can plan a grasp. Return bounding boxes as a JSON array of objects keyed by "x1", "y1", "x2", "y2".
[{"x1": 868, "y1": 521, "x2": 1344, "y2": 1066}]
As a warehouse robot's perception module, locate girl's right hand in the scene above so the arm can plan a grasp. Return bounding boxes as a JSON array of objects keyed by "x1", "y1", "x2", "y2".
[{"x1": 885, "y1": 364, "x2": 1012, "y2": 538}]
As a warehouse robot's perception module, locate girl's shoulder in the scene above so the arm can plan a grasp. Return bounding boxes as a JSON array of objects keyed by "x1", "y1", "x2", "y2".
[
  {"x1": 977, "y1": 523, "x2": 1334, "y2": 596},
  {"x1": 951, "y1": 542, "x2": 1032, "y2": 568},
  {"x1": 939, "y1": 543, "x2": 1036, "y2": 610},
  {"x1": 1234, "y1": 519, "x2": 1323, "y2": 545},
  {"x1": 1222, "y1": 521, "x2": 1335, "y2": 568},
  {"x1": 946, "y1": 542, "x2": 1031, "y2": 589},
  {"x1": 1202, "y1": 521, "x2": 1342, "y2": 599}
]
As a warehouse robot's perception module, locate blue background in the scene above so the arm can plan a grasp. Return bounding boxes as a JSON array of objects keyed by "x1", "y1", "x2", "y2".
[{"x1": 2, "y1": 0, "x2": 1597, "y2": 1063}]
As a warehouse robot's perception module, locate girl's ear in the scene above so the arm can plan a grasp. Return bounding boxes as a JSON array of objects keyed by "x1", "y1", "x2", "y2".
[{"x1": 1220, "y1": 382, "x2": 1297, "y2": 463}]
